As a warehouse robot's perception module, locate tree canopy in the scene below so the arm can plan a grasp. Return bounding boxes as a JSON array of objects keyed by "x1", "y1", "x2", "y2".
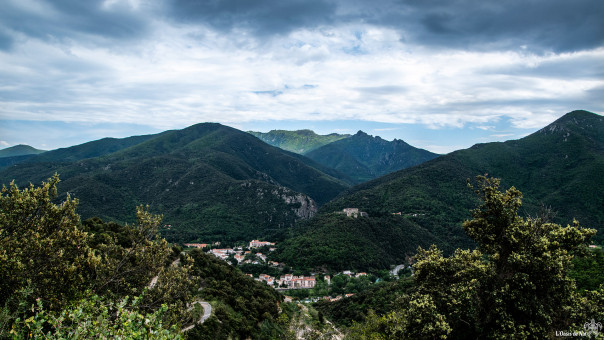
[{"x1": 350, "y1": 176, "x2": 601, "y2": 339}]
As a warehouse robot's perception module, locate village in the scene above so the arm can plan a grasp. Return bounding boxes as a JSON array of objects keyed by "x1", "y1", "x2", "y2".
[{"x1": 183, "y1": 238, "x2": 384, "y2": 302}]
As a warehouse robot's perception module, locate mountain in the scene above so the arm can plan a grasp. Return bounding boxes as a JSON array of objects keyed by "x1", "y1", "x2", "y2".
[
  {"x1": 275, "y1": 110, "x2": 604, "y2": 271},
  {"x1": 322, "y1": 110, "x2": 604, "y2": 244},
  {"x1": 0, "y1": 134, "x2": 165, "y2": 170},
  {"x1": 305, "y1": 131, "x2": 440, "y2": 183},
  {"x1": 248, "y1": 129, "x2": 350, "y2": 154},
  {"x1": 272, "y1": 212, "x2": 446, "y2": 272},
  {"x1": 0, "y1": 144, "x2": 45, "y2": 158},
  {"x1": 0, "y1": 123, "x2": 350, "y2": 243}
]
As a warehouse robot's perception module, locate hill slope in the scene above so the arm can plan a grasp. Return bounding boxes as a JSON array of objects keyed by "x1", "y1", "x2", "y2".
[
  {"x1": 0, "y1": 134, "x2": 164, "y2": 170},
  {"x1": 323, "y1": 110, "x2": 604, "y2": 244},
  {"x1": 305, "y1": 131, "x2": 440, "y2": 183},
  {"x1": 0, "y1": 123, "x2": 350, "y2": 243},
  {"x1": 248, "y1": 129, "x2": 350, "y2": 154},
  {"x1": 0, "y1": 144, "x2": 46, "y2": 158},
  {"x1": 275, "y1": 110, "x2": 604, "y2": 271}
]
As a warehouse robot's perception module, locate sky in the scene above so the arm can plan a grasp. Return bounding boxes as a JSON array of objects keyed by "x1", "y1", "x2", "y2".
[{"x1": 0, "y1": 0, "x2": 603, "y2": 154}]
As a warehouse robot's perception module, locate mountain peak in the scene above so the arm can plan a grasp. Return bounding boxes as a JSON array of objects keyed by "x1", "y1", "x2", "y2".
[
  {"x1": 538, "y1": 110, "x2": 603, "y2": 135},
  {"x1": 0, "y1": 144, "x2": 46, "y2": 158}
]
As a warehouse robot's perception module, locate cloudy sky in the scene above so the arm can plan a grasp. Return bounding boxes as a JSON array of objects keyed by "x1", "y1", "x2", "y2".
[{"x1": 1, "y1": 0, "x2": 603, "y2": 153}]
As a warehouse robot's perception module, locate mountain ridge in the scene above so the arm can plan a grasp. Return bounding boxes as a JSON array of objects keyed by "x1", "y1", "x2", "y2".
[
  {"x1": 0, "y1": 144, "x2": 46, "y2": 158},
  {"x1": 248, "y1": 129, "x2": 350, "y2": 154},
  {"x1": 305, "y1": 130, "x2": 440, "y2": 183},
  {"x1": 0, "y1": 123, "x2": 351, "y2": 243},
  {"x1": 275, "y1": 110, "x2": 604, "y2": 271}
]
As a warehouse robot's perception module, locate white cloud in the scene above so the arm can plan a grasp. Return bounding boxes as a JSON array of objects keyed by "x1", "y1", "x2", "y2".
[{"x1": 1, "y1": 18, "x2": 602, "y2": 134}]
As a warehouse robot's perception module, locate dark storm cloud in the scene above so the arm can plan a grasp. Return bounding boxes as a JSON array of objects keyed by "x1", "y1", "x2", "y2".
[
  {"x1": 0, "y1": 0, "x2": 150, "y2": 46},
  {"x1": 167, "y1": 0, "x2": 337, "y2": 37},
  {"x1": 164, "y1": 0, "x2": 603, "y2": 53}
]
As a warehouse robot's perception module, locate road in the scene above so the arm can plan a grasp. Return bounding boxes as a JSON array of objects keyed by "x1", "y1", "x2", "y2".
[
  {"x1": 146, "y1": 254, "x2": 212, "y2": 332},
  {"x1": 181, "y1": 300, "x2": 212, "y2": 332},
  {"x1": 390, "y1": 264, "x2": 406, "y2": 277}
]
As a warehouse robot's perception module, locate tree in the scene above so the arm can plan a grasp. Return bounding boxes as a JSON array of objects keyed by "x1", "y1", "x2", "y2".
[
  {"x1": 0, "y1": 175, "x2": 197, "y2": 335},
  {"x1": 86, "y1": 206, "x2": 197, "y2": 325},
  {"x1": 351, "y1": 176, "x2": 599, "y2": 339},
  {"x1": 0, "y1": 175, "x2": 94, "y2": 311},
  {"x1": 9, "y1": 294, "x2": 182, "y2": 339}
]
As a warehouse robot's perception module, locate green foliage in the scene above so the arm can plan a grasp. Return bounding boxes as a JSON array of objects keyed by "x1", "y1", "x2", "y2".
[
  {"x1": 314, "y1": 277, "x2": 415, "y2": 328},
  {"x1": 248, "y1": 129, "x2": 350, "y2": 154},
  {"x1": 185, "y1": 249, "x2": 283, "y2": 339},
  {"x1": 570, "y1": 248, "x2": 604, "y2": 292},
  {"x1": 9, "y1": 294, "x2": 182, "y2": 339},
  {"x1": 0, "y1": 174, "x2": 93, "y2": 311},
  {"x1": 0, "y1": 176, "x2": 196, "y2": 336},
  {"x1": 306, "y1": 131, "x2": 439, "y2": 184},
  {"x1": 273, "y1": 213, "x2": 444, "y2": 272},
  {"x1": 352, "y1": 176, "x2": 600, "y2": 339}
]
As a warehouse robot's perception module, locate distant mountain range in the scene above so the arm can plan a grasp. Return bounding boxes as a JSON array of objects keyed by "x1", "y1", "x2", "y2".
[
  {"x1": 0, "y1": 124, "x2": 350, "y2": 243},
  {"x1": 248, "y1": 129, "x2": 350, "y2": 154},
  {"x1": 249, "y1": 129, "x2": 439, "y2": 183},
  {"x1": 0, "y1": 144, "x2": 46, "y2": 158},
  {"x1": 306, "y1": 131, "x2": 439, "y2": 183},
  {"x1": 275, "y1": 110, "x2": 604, "y2": 271},
  {"x1": 2, "y1": 110, "x2": 601, "y2": 261}
]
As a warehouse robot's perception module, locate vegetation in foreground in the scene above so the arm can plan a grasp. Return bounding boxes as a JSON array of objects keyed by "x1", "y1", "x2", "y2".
[
  {"x1": 0, "y1": 176, "x2": 287, "y2": 339},
  {"x1": 2, "y1": 173, "x2": 603, "y2": 339},
  {"x1": 346, "y1": 176, "x2": 603, "y2": 339}
]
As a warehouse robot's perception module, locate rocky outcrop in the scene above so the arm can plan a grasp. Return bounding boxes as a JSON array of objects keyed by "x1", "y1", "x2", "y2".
[{"x1": 273, "y1": 188, "x2": 317, "y2": 219}]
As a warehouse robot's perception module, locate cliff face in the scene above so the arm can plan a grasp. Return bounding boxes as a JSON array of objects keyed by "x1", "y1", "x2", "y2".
[{"x1": 273, "y1": 188, "x2": 317, "y2": 219}]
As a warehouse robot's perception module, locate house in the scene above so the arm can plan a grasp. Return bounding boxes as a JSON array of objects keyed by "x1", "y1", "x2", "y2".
[
  {"x1": 209, "y1": 248, "x2": 234, "y2": 260},
  {"x1": 279, "y1": 275, "x2": 316, "y2": 289},
  {"x1": 256, "y1": 252, "x2": 267, "y2": 262},
  {"x1": 355, "y1": 272, "x2": 367, "y2": 277},
  {"x1": 249, "y1": 240, "x2": 276, "y2": 248},
  {"x1": 341, "y1": 208, "x2": 368, "y2": 218}
]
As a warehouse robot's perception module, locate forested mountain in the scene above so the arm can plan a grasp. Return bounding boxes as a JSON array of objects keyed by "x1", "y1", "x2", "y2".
[
  {"x1": 322, "y1": 110, "x2": 604, "y2": 243},
  {"x1": 248, "y1": 129, "x2": 350, "y2": 154},
  {"x1": 0, "y1": 134, "x2": 164, "y2": 170},
  {"x1": 0, "y1": 123, "x2": 350, "y2": 243},
  {"x1": 0, "y1": 144, "x2": 45, "y2": 158},
  {"x1": 272, "y1": 213, "x2": 445, "y2": 272},
  {"x1": 305, "y1": 131, "x2": 439, "y2": 183},
  {"x1": 274, "y1": 110, "x2": 604, "y2": 271}
]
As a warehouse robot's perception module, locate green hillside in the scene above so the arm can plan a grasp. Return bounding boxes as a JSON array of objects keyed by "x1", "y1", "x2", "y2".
[
  {"x1": 0, "y1": 123, "x2": 350, "y2": 243},
  {"x1": 0, "y1": 144, "x2": 46, "y2": 158},
  {"x1": 248, "y1": 129, "x2": 350, "y2": 154},
  {"x1": 274, "y1": 110, "x2": 604, "y2": 272},
  {"x1": 272, "y1": 212, "x2": 447, "y2": 272},
  {"x1": 305, "y1": 131, "x2": 439, "y2": 183},
  {"x1": 0, "y1": 134, "x2": 164, "y2": 170},
  {"x1": 322, "y1": 110, "x2": 604, "y2": 244}
]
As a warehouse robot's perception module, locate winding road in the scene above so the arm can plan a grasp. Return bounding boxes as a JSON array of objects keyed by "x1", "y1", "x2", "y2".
[
  {"x1": 390, "y1": 264, "x2": 406, "y2": 277},
  {"x1": 181, "y1": 301, "x2": 212, "y2": 332},
  {"x1": 147, "y1": 254, "x2": 212, "y2": 332}
]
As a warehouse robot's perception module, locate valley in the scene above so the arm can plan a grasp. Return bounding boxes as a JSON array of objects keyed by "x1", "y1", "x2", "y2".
[{"x1": 1, "y1": 110, "x2": 603, "y2": 338}]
